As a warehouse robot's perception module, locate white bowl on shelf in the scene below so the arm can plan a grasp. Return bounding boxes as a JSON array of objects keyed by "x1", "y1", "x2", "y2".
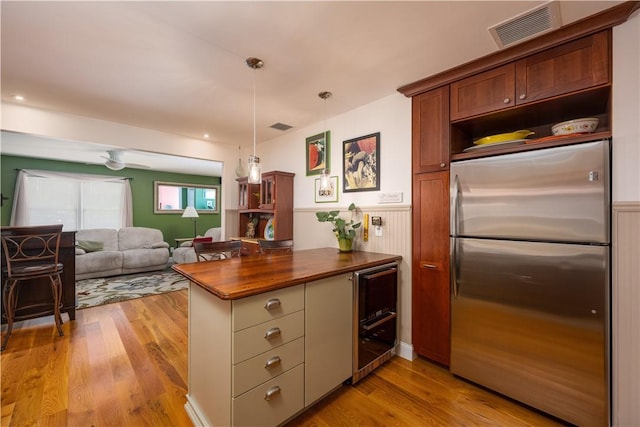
[{"x1": 551, "y1": 118, "x2": 599, "y2": 136}]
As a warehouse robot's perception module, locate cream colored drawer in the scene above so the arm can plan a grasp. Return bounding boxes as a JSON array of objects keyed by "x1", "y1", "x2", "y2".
[
  {"x1": 233, "y1": 337, "x2": 304, "y2": 397},
  {"x1": 233, "y1": 310, "x2": 304, "y2": 364},
  {"x1": 232, "y1": 285, "x2": 304, "y2": 332},
  {"x1": 232, "y1": 363, "x2": 304, "y2": 427}
]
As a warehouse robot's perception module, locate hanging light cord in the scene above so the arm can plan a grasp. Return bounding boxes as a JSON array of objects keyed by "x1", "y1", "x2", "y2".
[{"x1": 252, "y1": 66, "x2": 256, "y2": 157}]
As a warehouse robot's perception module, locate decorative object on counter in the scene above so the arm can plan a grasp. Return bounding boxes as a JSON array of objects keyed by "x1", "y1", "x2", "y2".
[
  {"x1": 551, "y1": 117, "x2": 599, "y2": 136},
  {"x1": 315, "y1": 175, "x2": 339, "y2": 203},
  {"x1": 181, "y1": 206, "x2": 199, "y2": 237},
  {"x1": 473, "y1": 130, "x2": 534, "y2": 145},
  {"x1": 246, "y1": 57, "x2": 264, "y2": 184},
  {"x1": 343, "y1": 132, "x2": 380, "y2": 192},
  {"x1": 245, "y1": 216, "x2": 259, "y2": 238},
  {"x1": 315, "y1": 202, "x2": 361, "y2": 252},
  {"x1": 264, "y1": 217, "x2": 275, "y2": 240}
]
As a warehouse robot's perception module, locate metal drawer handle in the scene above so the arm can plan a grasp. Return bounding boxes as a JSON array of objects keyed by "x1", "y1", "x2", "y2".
[
  {"x1": 264, "y1": 298, "x2": 281, "y2": 310},
  {"x1": 519, "y1": 93, "x2": 527, "y2": 100},
  {"x1": 264, "y1": 327, "x2": 281, "y2": 340},
  {"x1": 421, "y1": 263, "x2": 437, "y2": 269},
  {"x1": 264, "y1": 355, "x2": 281, "y2": 370},
  {"x1": 503, "y1": 97, "x2": 511, "y2": 104},
  {"x1": 264, "y1": 385, "x2": 281, "y2": 401}
]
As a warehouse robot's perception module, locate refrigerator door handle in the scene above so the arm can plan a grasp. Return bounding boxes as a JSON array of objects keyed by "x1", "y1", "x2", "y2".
[
  {"x1": 451, "y1": 237, "x2": 460, "y2": 297},
  {"x1": 452, "y1": 174, "x2": 461, "y2": 237}
]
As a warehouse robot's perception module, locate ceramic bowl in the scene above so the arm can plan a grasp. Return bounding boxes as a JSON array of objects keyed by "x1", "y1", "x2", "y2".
[{"x1": 551, "y1": 118, "x2": 599, "y2": 136}]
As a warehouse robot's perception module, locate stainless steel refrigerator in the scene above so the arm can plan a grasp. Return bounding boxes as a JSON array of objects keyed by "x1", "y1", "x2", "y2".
[{"x1": 450, "y1": 140, "x2": 610, "y2": 427}]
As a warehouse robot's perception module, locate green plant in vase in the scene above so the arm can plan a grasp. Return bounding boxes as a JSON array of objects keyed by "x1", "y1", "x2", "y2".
[{"x1": 315, "y1": 203, "x2": 361, "y2": 252}]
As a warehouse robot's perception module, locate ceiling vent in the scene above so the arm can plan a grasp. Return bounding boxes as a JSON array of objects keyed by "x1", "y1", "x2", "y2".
[
  {"x1": 270, "y1": 122, "x2": 293, "y2": 131},
  {"x1": 489, "y1": 1, "x2": 561, "y2": 49}
]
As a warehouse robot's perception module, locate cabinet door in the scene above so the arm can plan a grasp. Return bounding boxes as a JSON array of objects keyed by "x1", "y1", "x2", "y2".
[
  {"x1": 412, "y1": 86, "x2": 450, "y2": 173},
  {"x1": 260, "y1": 175, "x2": 276, "y2": 210},
  {"x1": 515, "y1": 31, "x2": 609, "y2": 104},
  {"x1": 450, "y1": 63, "x2": 515, "y2": 120},
  {"x1": 305, "y1": 274, "x2": 353, "y2": 407},
  {"x1": 412, "y1": 171, "x2": 450, "y2": 366}
]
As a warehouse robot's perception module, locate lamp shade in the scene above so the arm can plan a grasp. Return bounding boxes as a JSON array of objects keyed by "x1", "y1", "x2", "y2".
[{"x1": 182, "y1": 206, "x2": 199, "y2": 218}]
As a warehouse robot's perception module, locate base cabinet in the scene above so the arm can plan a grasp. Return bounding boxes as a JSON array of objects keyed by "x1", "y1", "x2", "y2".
[
  {"x1": 305, "y1": 274, "x2": 353, "y2": 406},
  {"x1": 187, "y1": 275, "x2": 353, "y2": 427}
]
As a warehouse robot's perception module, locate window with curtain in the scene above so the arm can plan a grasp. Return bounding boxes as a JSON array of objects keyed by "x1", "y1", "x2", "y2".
[{"x1": 10, "y1": 169, "x2": 133, "y2": 231}]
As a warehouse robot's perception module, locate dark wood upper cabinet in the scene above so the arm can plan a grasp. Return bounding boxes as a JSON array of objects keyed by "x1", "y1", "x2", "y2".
[
  {"x1": 450, "y1": 64, "x2": 515, "y2": 121},
  {"x1": 450, "y1": 31, "x2": 610, "y2": 122},
  {"x1": 515, "y1": 30, "x2": 609, "y2": 104},
  {"x1": 412, "y1": 86, "x2": 450, "y2": 173}
]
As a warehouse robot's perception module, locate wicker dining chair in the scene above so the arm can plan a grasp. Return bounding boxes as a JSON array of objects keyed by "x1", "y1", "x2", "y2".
[
  {"x1": 1, "y1": 224, "x2": 65, "y2": 351},
  {"x1": 193, "y1": 240, "x2": 242, "y2": 262}
]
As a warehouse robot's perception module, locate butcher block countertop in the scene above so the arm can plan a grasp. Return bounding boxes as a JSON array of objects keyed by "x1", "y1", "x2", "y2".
[{"x1": 171, "y1": 247, "x2": 401, "y2": 300}]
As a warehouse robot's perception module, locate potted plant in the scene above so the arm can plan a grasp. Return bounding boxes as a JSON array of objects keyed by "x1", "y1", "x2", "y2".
[{"x1": 315, "y1": 203, "x2": 361, "y2": 252}]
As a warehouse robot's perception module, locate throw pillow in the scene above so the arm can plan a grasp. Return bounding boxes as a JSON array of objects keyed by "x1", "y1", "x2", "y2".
[{"x1": 76, "y1": 240, "x2": 104, "y2": 252}]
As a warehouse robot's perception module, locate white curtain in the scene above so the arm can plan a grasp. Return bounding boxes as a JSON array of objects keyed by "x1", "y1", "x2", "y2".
[{"x1": 10, "y1": 169, "x2": 133, "y2": 230}]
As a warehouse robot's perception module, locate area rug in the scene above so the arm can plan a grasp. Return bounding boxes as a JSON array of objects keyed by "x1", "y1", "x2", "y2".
[{"x1": 76, "y1": 269, "x2": 188, "y2": 309}]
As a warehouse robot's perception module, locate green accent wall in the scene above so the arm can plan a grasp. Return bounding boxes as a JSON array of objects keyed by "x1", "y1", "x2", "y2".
[{"x1": 0, "y1": 155, "x2": 222, "y2": 249}]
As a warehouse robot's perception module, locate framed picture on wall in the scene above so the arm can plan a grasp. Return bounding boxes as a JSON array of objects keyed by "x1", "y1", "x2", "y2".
[
  {"x1": 306, "y1": 131, "x2": 330, "y2": 176},
  {"x1": 314, "y1": 176, "x2": 339, "y2": 203},
  {"x1": 343, "y1": 132, "x2": 380, "y2": 192}
]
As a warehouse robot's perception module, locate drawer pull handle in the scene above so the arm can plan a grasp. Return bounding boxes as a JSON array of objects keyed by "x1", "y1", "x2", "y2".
[
  {"x1": 503, "y1": 97, "x2": 511, "y2": 104},
  {"x1": 264, "y1": 356, "x2": 281, "y2": 370},
  {"x1": 519, "y1": 93, "x2": 527, "y2": 100},
  {"x1": 264, "y1": 298, "x2": 281, "y2": 310},
  {"x1": 264, "y1": 327, "x2": 281, "y2": 340},
  {"x1": 264, "y1": 385, "x2": 281, "y2": 401},
  {"x1": 422, "y1": 263, "x2": 437, "y2": 269}
]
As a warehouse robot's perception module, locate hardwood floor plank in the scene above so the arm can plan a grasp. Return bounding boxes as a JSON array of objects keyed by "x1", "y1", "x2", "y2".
[{"x1": 2, "y1": 289, "x2": 568, "y2": 427}]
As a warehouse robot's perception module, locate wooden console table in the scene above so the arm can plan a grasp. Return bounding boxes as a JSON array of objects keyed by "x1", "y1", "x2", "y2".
[{"x1": 1, "y1": 230, "x2": 76, "y2": 323}]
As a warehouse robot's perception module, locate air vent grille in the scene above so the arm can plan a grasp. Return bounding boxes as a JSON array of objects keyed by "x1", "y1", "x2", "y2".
[
  {"x1": 489, "y1": 1, "x2": 561, "y2": 49},
  {"x1": 270, "y1": 122, "x2": 293, "y2": 131}
]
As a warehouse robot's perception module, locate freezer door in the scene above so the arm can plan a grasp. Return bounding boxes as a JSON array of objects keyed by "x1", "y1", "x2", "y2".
[
  {"x1": 450, "y1": 140, "x2": 610, "y2": 243},
  {"x1": 450, "y1": 237, "x2": 609, "y2": 427}
]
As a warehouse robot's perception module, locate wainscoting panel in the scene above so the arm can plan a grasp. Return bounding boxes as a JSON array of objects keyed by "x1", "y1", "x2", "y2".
[
  {"x1": 612, "y1": 202, "x2": 640, "y2": 426},
  {"x1": 294, "y1": 206, "x2": 413, "y2": 348}
]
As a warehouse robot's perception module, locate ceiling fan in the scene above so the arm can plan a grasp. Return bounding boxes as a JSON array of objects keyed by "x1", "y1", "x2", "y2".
[{"x1": 101, "y1": 150, "x2": 149, "y2": 171}]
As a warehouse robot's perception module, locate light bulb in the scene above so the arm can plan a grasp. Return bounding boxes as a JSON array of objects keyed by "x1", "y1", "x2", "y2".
[{"x1": 247, "y1": 155, "x2": 261, "y2": 184}]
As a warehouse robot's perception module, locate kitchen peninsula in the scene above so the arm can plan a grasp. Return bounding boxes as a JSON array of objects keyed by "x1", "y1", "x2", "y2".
[{"x1": 172, "y1": 248, "x2": 402, "y2": 427}]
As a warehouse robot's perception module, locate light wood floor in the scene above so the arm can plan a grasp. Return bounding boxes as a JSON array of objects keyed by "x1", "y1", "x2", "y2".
[{"x1": 1, "y1": 290, "x2": 566, "y2": 427}]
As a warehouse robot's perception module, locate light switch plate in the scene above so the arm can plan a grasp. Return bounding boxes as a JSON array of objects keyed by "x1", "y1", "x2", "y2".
[{"x1": 378, "y1": 192, "x2": 403, "y2": 203}]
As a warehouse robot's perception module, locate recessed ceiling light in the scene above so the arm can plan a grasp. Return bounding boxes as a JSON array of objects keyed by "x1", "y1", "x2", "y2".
[{"x1": 13, "y1": 95, "x2": 25, "y2": 101}]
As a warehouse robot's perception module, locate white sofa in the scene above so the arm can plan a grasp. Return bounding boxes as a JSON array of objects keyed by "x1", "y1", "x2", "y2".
[
  {"x1": 172, "y1": 227, "x2": 222, "y2": 264},
  {"x1": 75, "y1": 227, "x2": 170, "y2": 280}
]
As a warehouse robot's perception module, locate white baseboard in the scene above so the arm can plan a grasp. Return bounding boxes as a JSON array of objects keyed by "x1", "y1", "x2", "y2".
[
  {"x1": 184, "y1": 395, "x2": 208, "y2": 427},
  {"x1": 397, "y1": 341, "x2": 417, "y2": 361}
]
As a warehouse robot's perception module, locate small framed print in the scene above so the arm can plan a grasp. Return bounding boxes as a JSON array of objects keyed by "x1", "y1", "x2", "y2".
[
  {"x1": 343, "y1": 132, "x2": 380, "y2": 192},
  {"x1": 314, "y1": 176, "x2": 339, "y2": 203},
  {"x1": 306, "y1": 131, "x2": 330, "y2": 176}
]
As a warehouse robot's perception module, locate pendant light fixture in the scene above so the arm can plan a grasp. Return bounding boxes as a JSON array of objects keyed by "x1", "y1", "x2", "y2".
[
  {"x1": 318, "y1": 91, "x2": 332, "y2": 192},
  {"x1": 246, "y1": 57, "x2": 264, "y2": 184}
]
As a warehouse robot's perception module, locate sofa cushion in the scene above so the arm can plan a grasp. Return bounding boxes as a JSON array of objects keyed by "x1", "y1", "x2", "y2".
[
  {"x1": 75, "y1": 251, "x2": 123, "y2": 275},
  {"x1": 122, "y1": 248, "x2": 169, "y2": 269},
  {"x1": 76, "y1": 228, "x2": 119, "y2": 251},
  {"x1": 118, "y1": 227, "x2": 165, "y2": 251}
]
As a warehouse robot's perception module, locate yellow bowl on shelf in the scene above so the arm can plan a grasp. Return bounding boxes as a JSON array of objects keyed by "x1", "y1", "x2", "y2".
[{"x1": 474, "y1": 130, "x2": 534, "y2": 145}]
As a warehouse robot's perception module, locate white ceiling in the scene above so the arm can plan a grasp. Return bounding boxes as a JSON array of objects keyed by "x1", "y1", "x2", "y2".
[{"x1": 0, "y1": 1, "x2": 621, "y2": 175}]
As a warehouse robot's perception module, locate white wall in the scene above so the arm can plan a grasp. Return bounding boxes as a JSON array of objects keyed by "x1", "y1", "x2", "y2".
[
  {"x1": 613, "y1": 11, "x2": 640, "y2": 202},
  {"x1": 259, "y1": 93, "x2": 412, "y2": 208}
]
